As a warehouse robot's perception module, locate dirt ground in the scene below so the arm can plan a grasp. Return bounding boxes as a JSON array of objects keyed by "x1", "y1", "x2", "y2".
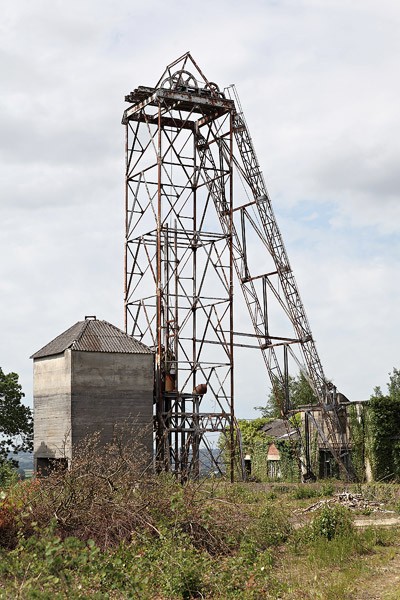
[
  {"x1": 352, "y1": 551, "x2": 400, "y2": 600},
  {"x1": 354, "y1": 516, "x2": 400, "y2": 529},
  {"x1": 352, "y1": 516, "x2": 400, "y2": 600}
]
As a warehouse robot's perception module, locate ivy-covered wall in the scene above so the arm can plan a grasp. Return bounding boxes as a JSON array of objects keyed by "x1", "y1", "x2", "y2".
[
  {"x1": 347, "y1": 403, "x2": 367, "y2": 482},
  {"x1": 368, "y1": 395, "x2": 400, "y2": 481},
  {"x1": 221, "y1": 418, "x2": 301, "y2": 482},
  {"x1": 275, "y1": 439, "x2": 300, "y2": 482},
  {"x1": 227, "y1": 370, "x2": 400, "y2": 484},
  {"x1": 348, "y1": 369, "x2": 400, "y2": 483}
]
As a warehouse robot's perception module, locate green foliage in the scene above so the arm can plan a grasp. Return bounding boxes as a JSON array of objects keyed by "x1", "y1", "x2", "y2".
[
  {"x1": 291, "y1": 481, "x2": 335, "y2": 500},
  {"x1": 0, "y1": 368, "x2": 33, "y2": 466},
  {"x1": 238, "y1": 418, "x2": 301, "y2": 482},
  {"x1": 347, "y1": 403, "x2": 367, "y2": 482},
  {"x1": 346, "y1": 368, "x2": 400, "y2": 483},
  {"x1": 292, "y1": 484, "x2": 319, "y2": 500},
  {"x1": 1, "y1": 472, "x2": 400, "y2": 598},
  {"x1": 247, "y1": 440, "x2": 271, "y2": 482},
  {"x1": 239, "y1": 418, "x2": 272, "y2": 480},
  {"x1": 0, "y1": 524, "x2": 102, "y2": 597},
  {"x1": 258, "y1": 372, "x2": 317, "y2": 418},
  {"x1": 219, "y1": 418, "x2": 272, "y2": 482},
  {"x1": 239, "y1": 418, "x2": 272, "y2": 448},
  {"x1": 319, "y1": 481, "x2": 335, "y2": 497},
  {"x1": 252, "y1": 503, "x2": 293, "y2": 548},
  {"x1": 311, "y1": 504, "x2": 354, "y2": 541},
  {"x1": 222, "y1": 482, "x2": 263, "y2": 504},
  {"x1": 368, "y1": 369, "x2": 400, "y2": 481},
  {"x1": 141, "y1": 532, "x2": 210, "y2": 599},
  {"x1": 223, "y1": 415, "x2": 302, "y2": 483},
  {"x1": 271, "y1": 484, "x2": 291, "y2": 495},
  {"x1": 275, "y1": 439, "x2": 300, "y2": 482},
  {"x1": 0, "y1": 460, "x2": 19, "y2": 489},
  {"x1": 4, "y1": 426, "x2": 400, "y2": 598},
  {"x1": 387, "y1": 368, "x2": 400, "y2": 400},
  {"x1": 290, "y1": 372, "x2": 319, "y2": 407}
]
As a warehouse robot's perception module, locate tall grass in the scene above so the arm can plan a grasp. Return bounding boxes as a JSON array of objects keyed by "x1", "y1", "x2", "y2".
[{"x1": 1, "y1": 434, "x2": 400, "y2": 598}]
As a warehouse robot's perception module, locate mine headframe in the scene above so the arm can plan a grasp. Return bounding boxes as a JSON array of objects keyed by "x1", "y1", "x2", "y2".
[{"x1": 122, "y1": 52, "x2": 352, "y2": 481}]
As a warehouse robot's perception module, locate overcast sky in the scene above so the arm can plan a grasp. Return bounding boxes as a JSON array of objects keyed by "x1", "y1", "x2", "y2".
[{"x1": 1, "y1": 0, "x2": 399, "y2": 418}]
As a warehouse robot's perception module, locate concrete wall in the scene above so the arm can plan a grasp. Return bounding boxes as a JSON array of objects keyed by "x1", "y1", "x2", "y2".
[
  {"x1": 33, "y1": 351, "x2": 72, "y2": 467},
  {"x1": 33, "y1": 349, "x2": 154, "y2": 470},
  {"x1": 70, "y1": 351, "x2": 154, "y2": 457},
  {"x1": 301, "y1": 407, "x2": 350, "y2": 449}
]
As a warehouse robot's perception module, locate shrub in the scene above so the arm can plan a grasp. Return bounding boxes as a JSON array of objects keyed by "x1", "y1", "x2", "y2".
[
  {"x1": 0, "y1": 461, "x2": 18, "y2": 489},
  {"x1": 311, "y1": 504, "x2": 354, "y2": 541},
  {"x1": 249, "y1": 503, "x2": 293, "y2": 549},
  {"x1": 272, "y1": 484, "x2": 291, "y2": 495},
  {"x1": 292, "y1": 484, "x2": 319, "y2": 500},
  {"x1": 221, "y1": 482, "x2": 263, "y2": 504},
  {"x1": 0, "y1": 496, "x2": 18, "y2": 549},
  {"x1": 319, "y1": 481, "x2": 335, "y2": 497},
  {"x1": 0, "y1": 429, "x2": 254, "y2": 556}
]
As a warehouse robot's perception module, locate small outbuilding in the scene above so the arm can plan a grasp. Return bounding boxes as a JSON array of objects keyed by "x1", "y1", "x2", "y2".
[
  {"x1": 262, "y1": 419, "x2": 299, "y2": 480},
  {"x1": 31, "y1": 316, "x2": 154, "y2": 473}
]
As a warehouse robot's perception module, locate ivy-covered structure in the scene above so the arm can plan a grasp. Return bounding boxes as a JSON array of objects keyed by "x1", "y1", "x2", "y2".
[
  {"x1": 297, "y1": 401, "x2": 368, "y2": 480},
  {"x1": 261, "y1": 404, "x2": 370, "y2": 482},
  {"x1": 236, "y1": 369, "x2": 400, "y2": 483},
  {"x1": 263, "y1": 419, "x2": 299, "y2": 480}
]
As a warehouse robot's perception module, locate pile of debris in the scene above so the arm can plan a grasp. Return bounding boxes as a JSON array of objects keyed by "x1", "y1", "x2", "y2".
[{"x1": 302, "y1": 491, "x2": 394, "y2": 514}]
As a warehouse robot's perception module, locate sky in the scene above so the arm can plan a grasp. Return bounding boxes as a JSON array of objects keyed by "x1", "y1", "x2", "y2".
[{"x1": 1, "y1": 0, "x2": 399, "y2": 418}]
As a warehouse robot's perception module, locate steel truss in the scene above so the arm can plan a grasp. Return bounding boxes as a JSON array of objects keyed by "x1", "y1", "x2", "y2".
[
  {"x1": 123, "y1": 54, "x2": 237, "y2": 479},
  {"x1": 123, "y1": 53, "x2": 351, "y2": 480}
]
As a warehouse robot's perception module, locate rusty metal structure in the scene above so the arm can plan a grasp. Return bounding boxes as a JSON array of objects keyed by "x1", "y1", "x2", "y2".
[{"x1": 122, "y1": 53, "x2": 351, "y2": 480}]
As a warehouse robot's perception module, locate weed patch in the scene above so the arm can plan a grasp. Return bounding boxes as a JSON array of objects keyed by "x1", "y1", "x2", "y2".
[
  {"x1": 311, "y1": 504, "x2": 354, "y2": 541},
  {"x1": 2, "y1": 437, "x2": 400, "y2": 599}
]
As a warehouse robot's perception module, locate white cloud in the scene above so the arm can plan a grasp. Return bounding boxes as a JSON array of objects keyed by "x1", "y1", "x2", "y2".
[{"x1": 1, "y1": 0, "x2": 399, "y2": 417}]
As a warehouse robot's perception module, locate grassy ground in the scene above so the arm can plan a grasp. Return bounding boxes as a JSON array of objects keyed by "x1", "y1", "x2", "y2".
[{"x1": 2, "y1": 447, "x2": 400, "y2": 598}]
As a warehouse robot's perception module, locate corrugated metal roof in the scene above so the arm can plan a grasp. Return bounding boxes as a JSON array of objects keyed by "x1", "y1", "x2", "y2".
[
  {"x1": 31, "y1": 318, "x2": 153, "y2": 359},
  {"x1": 262, "y1": 418, "x2": 297, "y2": 439}
]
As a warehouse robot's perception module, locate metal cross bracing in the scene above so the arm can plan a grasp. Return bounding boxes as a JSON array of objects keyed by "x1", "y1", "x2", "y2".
[
  {"x1": 123, "y1": 52, "x2": 352, "y2": 480},
  {"x1": 123, "y1": 53, "x2": 238, "y2": 480},
  {"x1": 221, "y1": 86, "x2": 352, "y2": 478}
]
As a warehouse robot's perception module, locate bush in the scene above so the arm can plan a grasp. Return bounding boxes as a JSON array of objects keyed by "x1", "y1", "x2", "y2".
[
  {"x1": 0, "y1": 461, "x2": 18, "y2": 489},
  {"x1": 249, "y1": 503, "x2": 293, "y2": 549},
  {"x1": 0, "y1": 429, "x2": 256, "y2": 556},
  {"x1": 318, "y1": 481, "x2": 335, "y2": 497},
  {"x1": 311, "y1": 504, "x2": 354, "y2": 541},
  {"x1": 292, "y1": 484, "x2": 319, "y2": 500},
  {"x1": 17, "y1": 430, "x2": 161, "y2": 549},
  {"x1": 291, "y1": 482, "x2": 335, "y2": 500}
]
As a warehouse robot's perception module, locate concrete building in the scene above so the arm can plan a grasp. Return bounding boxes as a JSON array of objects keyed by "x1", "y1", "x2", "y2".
[{"x1": 31, "y1": 316, "x2": 154, "y2": 473}]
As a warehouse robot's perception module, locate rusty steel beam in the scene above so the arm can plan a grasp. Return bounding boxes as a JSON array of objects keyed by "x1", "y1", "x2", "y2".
[
  {"x1": 124, "y1": 53, "x2": 239, "y2": 481},
  {"x1": 123, "y1": 52, "x2": 352, "y2": 482}
]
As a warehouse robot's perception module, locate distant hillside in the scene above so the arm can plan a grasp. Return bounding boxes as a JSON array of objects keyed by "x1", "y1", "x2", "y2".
[
  {"x1": 8, "y1": 451, "x2": 33, "y2": 473},
  {"x1": 6, "y1": 450, "x2": 223, "y2": 477}
]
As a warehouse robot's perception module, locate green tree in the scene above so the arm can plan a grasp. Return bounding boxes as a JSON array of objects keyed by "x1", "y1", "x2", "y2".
[
  {"x1": 257, "y1": 372, "x2": 317, "y2": 418},
  {"x1": 0, "y1": 367, "x2": 33, "y2": 466},
  {"x1": 238, "y1": 417, "x2": 273, "y2": 452},
  {"x1": 218, "y1": 418, "x2": 272, "y2": 480}
]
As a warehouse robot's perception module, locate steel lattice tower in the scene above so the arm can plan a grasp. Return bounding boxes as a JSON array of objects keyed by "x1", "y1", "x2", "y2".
[
  {"x1": 123, "y1": 54, "x2": 237, "y2": 479},
  {"x1": 123, "y1": 53, "x2": 351, "y2": 480}
]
